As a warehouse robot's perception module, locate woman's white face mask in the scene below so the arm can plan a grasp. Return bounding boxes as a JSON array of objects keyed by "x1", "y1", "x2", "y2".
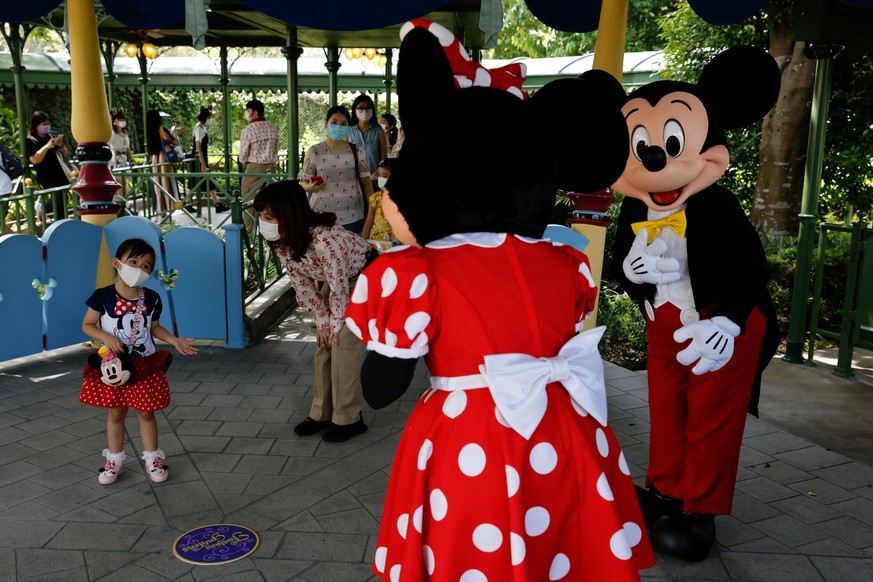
[{"x1": 258, "y1": 220, "x2": 281, "y2": 241}]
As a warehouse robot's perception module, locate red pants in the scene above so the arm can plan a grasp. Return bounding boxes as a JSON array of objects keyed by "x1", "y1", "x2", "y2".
[{"x1": 645, "y1": 302, "x2": 765, "y2": 515}]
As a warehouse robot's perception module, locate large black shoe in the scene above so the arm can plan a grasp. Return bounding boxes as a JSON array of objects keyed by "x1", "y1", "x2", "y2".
[
  {"x1": 322, "y1": 416, "x2": 367, "y2": 443},
  {"x1": 636, "y1": 485, "x2": 683, "y2": 529},
  {"x1": 650, "y1": 512, "x2": 716, "y2": 562},
  {"x1": 294, "y1": 417, "x2": 333, "y2": 436}
]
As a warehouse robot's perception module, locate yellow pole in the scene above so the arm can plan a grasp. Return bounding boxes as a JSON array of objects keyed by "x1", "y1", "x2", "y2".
[
  {"x1": 67, "y1": 0, "x2": 121, "y2": 292},
  {"x1": 68, "y1": 0, "x2": 112, "y2": 143},
  {"x1": 576, "y1": 0, "x2": 628, "y2": 329},
  {"x1": 592, "y1": 0, "x2": 629, "y2": 81}
]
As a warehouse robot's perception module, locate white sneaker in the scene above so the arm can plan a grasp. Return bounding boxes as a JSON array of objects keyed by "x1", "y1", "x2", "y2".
[
  {"x1": 98, "y1": 449, "x2": 125, "y2": 485},
  {"x1": 142, "y1": 450, "x2": 169, "y2": 483}
]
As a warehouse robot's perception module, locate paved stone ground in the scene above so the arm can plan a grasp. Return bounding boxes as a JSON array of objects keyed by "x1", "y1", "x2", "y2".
[{"x1": 1, "y1": 310, "x2": 873, "y2": 581}]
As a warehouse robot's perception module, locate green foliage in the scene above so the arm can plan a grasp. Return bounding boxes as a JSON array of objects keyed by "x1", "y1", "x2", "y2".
[
  {"x1": 490, "y1": 0, "x2": 676, "y2": 58},
  {"x1": 597, "y1": 280, "x2": 648, "y2": 370}
]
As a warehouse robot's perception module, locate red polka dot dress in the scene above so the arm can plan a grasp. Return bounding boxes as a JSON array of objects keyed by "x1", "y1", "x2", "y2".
[
  {"x1": 79, "y1": 285, "x2": 172, "y2": 412},
  {"x1": 346, "y1": 233, "x2": 655, "y2": 581}
]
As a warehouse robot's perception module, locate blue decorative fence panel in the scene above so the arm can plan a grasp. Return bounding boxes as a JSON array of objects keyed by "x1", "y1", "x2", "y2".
[
  {"x1": 103, "y1": 217, "x2": 175, "y2": 331},
  {"x1": 0, "y1": 216, "x2": 247, "y2": 363},
  {"x1": 42, "y1": 220, "x2": 104, "y2": 350},
  {"x1": 0, "y1": 234, "x2": 44, "y2": 360},
  {"x1": 164, "y1": 227, "x2": 227, "y2": 339}
]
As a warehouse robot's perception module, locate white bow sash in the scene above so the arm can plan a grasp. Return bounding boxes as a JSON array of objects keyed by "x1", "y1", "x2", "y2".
[{"x1": 478, "y1": 326, "x2": 608, "y2": 440}]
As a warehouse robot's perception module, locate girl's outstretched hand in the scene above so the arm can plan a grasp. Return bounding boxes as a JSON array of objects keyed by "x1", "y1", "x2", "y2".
[{"x1": 171, "y1": 337, "x2": 199, "y2": 356}]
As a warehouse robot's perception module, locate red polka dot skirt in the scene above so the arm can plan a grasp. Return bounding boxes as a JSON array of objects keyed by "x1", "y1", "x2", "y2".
[
  {"x1": 372, "y1": 386, "x2": 654, "y2": 581},
  {"x1": 80, "y1": 351, "x2": 172, "y2": 412}
]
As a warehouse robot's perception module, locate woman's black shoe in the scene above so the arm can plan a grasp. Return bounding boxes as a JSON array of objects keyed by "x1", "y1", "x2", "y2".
[
  {"x1": 636, "y1": 485, "x2": 683, "y2": 529},
  {"x1": 322, "y1": 416, "x2": 367, "y2": 443},
  {"x1": 294, "y1": 417, "x2": 333, "y2": 436}
]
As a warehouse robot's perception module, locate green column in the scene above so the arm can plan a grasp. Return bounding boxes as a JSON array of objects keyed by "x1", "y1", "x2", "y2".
[
  {"x1": 220, "y1": 46, "x2": 233, "y2": 192},
  {"x1": 325, "y1": 47, "x2": 340, "y2": 108},
  {"x1": 2, "y1": 24, "x2": 32, "y2": 163},
  {"x1": 383, "y1": 49, "x2": 393, "y2": 114},
  {"x1": 282, "y1": 27, "x2": 303, "y2": 178},
  {"x1": 784, "y1": 49, "x2": 838, "y2": 363},
  {"x1": 100, "y1": 41, "x2": 119, "y2": 112},
  {"x1": 138, "y1": 50, "x2": 149, "y2": 153}
]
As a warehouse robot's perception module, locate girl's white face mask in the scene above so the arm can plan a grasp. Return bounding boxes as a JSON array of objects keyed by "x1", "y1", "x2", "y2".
[
  {"x1": 117, "y1": 262, "x2": 150, "y2": 287},
  {"x1": 258, "y1": 220, "x2": 281, "y2": 241},
  {"x1": 377, "y1": 176, "x2": 388, "y2": 189}
]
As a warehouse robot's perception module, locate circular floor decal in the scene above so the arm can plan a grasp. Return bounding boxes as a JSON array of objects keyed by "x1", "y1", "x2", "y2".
[{"x1": 173, "y1": 524, "x2": 259, "y2": 565}]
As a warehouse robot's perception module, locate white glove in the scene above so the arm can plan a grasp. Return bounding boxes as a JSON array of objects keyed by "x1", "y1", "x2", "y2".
[
  {"x1": 673, "y1": 316, "x2": 741, "y2": 375},
  {"x1": 622, "y1": 228, "x2": 681, "y2": 285}
]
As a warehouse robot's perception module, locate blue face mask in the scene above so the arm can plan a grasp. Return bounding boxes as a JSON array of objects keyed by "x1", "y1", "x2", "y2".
[{"x1": 327, "y1": 124, "x2": 350, "y2": 141}]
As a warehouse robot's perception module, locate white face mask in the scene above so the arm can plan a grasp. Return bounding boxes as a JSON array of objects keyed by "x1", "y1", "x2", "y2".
[
  {"x1": 117, "y1": 121, "x2": 127, "y2": 129},
  {"x1": 117, "y1": 262, "x2": 150, "y2": 287},
  {"x1": 205, "y1": 118, "x2": 213, "y2": 126},
  {"x1": 356, "y1": 109, "x2": 373, "y2": 122},
  {"x1": 377, "y1": 176, "x2": 388, "y2": 189},
  {"x1": 244, "y1": 110, "x2": 252, "y2": 122},
  {"x1": 258, "y1": 221, "x2": 281, "y2": 241},
  {"x1": 379, "y1": 123, "x2": 388, "y2": 132}
]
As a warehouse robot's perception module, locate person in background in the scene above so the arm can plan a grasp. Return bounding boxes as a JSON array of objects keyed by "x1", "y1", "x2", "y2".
[
  {"x1": 0, "y1": 146, "x2": 12, "y2": 223},
  {"x1": 348, "y1": 94, "x2": 386, "y2": 174},
  {"x1": 299, "y1": 105, "x2": 372, "y2": 234},
  {"x1": 238, "y1": 98, "x2": 278, "y2": 208},
  {"x1": 26, "y1": 110, "x2": 70, "y2": 222},
  {"x1": 190, "y1": 106, "x2": 229, "y2": 213},
  {"x1": 390, "y1": 126, "x2": 404, "y2": 159},
  {"x1": 361, "y1": 158, "x2": 396, "y2": 248},
  {"x1": 145, "y1": 109, "x2": 182, "y2": 214},
  {"x1": 254, "y1": 181, "x2": 373, "y2": 442},
  {"x1": 379, "y1": 113, "x2": 399, "y2": 157},
  {"x1": 108, "y1": 108, "x2": 133, "y2": 170}
]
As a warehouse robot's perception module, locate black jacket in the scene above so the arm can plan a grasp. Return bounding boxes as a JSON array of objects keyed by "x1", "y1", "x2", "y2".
[{"x1": 610, "y1": 184, "x2": 780, "y2": 415}]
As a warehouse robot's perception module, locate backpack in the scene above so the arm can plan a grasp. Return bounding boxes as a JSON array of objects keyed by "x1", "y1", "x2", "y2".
[{"x1": 0, "y1": 144, "x2": 24, "y2": 179}]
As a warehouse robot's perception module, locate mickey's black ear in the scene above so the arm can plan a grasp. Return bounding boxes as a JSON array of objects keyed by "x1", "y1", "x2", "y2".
[
  {"x1": 88, "y1": 354, "x2": 102, "y2": 369},
  {"x1": 397, "y1": 27, "x2": 455, "y2": 133},
  {"x1": 529, "y1": 70, "x2": 629, "y2": 192},
  {"x1": 698, "y1": 46, "x2": 781, "y2": 129}
]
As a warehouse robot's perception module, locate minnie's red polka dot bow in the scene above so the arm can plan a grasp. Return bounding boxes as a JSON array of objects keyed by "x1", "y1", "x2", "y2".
[{"x1": 400, "y1": 19, "x2": 528, "y2": 101}]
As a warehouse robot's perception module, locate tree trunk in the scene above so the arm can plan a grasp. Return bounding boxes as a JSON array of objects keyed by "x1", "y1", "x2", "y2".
[{"x1": 751, "y1": 3, "x2": 816, "y2": 238}]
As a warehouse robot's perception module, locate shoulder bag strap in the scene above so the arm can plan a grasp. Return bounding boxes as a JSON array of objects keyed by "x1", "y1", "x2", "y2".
[{"x1": 349, "y1": 143, "x2": 366, "y2": 211}]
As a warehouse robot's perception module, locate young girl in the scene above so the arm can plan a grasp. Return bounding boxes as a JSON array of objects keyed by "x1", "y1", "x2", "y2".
[
  {"x1": 254, "y1": 181, "x2": 374, "y2": 442},
  {"x1": 80, "y1": 238, "x2": 198, "y2": 485},
  {"x1": 108, "y1": 108, "x2": 133, "y2": 170},
  {"x1": 362, "y1": 159, "x2": 396, "y2": 249}
]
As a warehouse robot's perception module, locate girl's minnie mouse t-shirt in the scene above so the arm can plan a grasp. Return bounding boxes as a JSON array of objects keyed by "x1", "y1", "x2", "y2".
[{"x1": 86, "y1": 285, "x2": 162, "y2": 357}]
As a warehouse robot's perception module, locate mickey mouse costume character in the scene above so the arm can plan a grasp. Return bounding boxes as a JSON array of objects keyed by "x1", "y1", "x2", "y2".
[
  {"x1": 345, "y1": 20, "x2": 655, "y2": 581},
  {"x1": 609, "y1": 46, "x2": 783, "y2": 561}
]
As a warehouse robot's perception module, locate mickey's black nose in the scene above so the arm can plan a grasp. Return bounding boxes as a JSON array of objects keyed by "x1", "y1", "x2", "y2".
[{"x1": 640, "y1": 145, "x2": 667, "y2": 172}]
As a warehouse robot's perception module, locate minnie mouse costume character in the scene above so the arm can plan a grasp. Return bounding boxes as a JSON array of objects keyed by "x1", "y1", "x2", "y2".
[
  {"x1": 345, "y1": 20, "x2": 655, "y2": 581},
  {"x1": 609, "y1": 47, "x2": 783, "y2": 561}
]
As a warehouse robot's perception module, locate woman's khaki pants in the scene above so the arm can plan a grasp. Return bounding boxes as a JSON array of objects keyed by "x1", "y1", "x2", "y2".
[{"x1": 310, "y1": 280, "x2": 364, "y2": 426}]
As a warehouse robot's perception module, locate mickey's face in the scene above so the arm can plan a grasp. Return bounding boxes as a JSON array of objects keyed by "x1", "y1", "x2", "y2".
[{"x1": 613, "y1": 91, "x2": 729, "y2": 212}]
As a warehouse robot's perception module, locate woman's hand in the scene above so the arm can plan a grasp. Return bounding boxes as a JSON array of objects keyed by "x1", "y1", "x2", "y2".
[
  {"x1": 316, "y1": 328, "x2": 333, "y2": 349},
  {"x1": 302, "y1": 179, "x2": 327, "y2": 194}
]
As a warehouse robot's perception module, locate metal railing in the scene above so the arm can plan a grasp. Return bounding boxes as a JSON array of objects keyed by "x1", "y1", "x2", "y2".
[
  {"x1": 807, "y1": 213, "x2": 873, "y2": 377},
  {"x1": 1, "y1": 157, "x2": 289, "y2": 302}
]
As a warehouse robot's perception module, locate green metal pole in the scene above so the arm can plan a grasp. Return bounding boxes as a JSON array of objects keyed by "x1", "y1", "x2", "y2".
[
  {"x1": 784, "y1": 52, "x2": 835, "y2": 363},
  {"x1": 220, "y1": 46, "x2": 233, "y2": 195},
  {"x1": 282, "y1": 27, "x2": 302, "y2": 178},
  {"x1": 383, "y1": 49, "x2": 393, "y2": 114},
  {"x1": 138, "y1": 51, "x2": 149, "y2": 154},
  {"x1": 6, "y1": 25, "x2": 30, "y2": 165},
  {"x1": 325, "y1": 47, "x2": 340, "y2": 108}
]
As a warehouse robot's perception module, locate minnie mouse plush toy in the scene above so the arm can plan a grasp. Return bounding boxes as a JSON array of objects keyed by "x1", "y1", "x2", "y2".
[
  {"x1": 345, "y1": 20, "x2": 655, "y2": 582},
  {"x1": 610, "y1": 46, "x2": 783, "y2": 561}
]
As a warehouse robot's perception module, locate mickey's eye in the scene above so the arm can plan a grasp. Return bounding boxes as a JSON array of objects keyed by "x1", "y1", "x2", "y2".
[
  {"x1": 663, "y1": 119, "x2": 684, "y2": 157},
  {"x1": 631, "y1": 125, "x2": 650, "y2": 161}
]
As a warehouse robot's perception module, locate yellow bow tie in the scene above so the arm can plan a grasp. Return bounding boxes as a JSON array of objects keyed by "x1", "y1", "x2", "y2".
[{"x1": 631, "y1": 210, "x2": 687, "y2": 243}]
